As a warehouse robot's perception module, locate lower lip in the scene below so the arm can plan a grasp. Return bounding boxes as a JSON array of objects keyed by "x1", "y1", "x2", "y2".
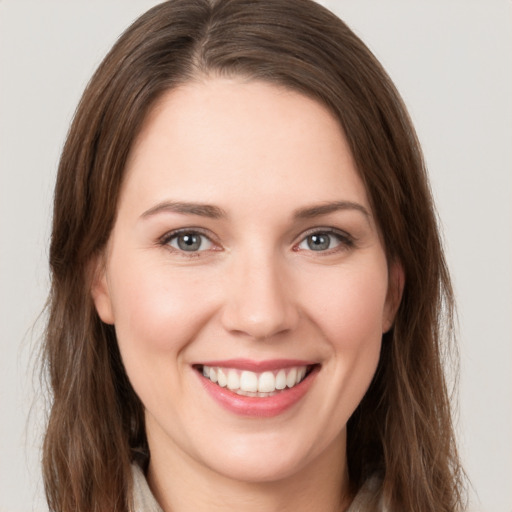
[{"x1": 197, "y1": 367, "x2": 318, "y2": 418}]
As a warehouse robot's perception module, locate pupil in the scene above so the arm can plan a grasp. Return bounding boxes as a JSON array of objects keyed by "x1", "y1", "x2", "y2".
[
  {"x1": 178, "y1": 234, "x2": 201, "y2": 251},
  {"x1": 308, "y1": 234, "x2": 329, "y2": 251}
]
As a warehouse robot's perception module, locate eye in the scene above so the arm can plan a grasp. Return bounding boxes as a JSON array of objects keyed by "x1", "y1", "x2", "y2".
[
  {"x1": 296, "y1": 230, "x2": 353, "y2": 252},
  {"x1": 165, "y1": 231, "x2": 214, "y2": 252}
]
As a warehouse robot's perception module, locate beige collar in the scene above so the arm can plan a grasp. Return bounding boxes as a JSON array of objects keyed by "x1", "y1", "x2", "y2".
[{"x1": 131, "y1": 464, "x2": 384, "y2": 512}]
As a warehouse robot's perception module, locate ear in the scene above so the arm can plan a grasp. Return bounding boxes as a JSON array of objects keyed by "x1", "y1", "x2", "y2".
[
  {"x1": 89, "y1": 253, "x2": 115, "y2": 325},
  {"x1": 382, "y1": 260, "x2": 405, "y2": 333}
]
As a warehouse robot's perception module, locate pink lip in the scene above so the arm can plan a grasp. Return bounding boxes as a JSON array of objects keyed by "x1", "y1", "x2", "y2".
[
  {"x1": 196, "y1": 364, "x2": 319, "y2": 418},
  {"x1": 197, "y1": 358, "x2": 316, "y2": 372}
]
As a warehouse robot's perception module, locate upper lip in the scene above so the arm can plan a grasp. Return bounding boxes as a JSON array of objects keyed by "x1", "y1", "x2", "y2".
[{"x1": 195, "y1": 358, "x2": 317, "y2": 372}]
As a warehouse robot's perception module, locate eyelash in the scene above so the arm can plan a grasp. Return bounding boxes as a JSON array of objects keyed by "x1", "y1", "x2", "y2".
[
  {"x1": 294, "y1": 228, "x2": 355, "y2": 254},
  {"x1": 158, "y1": 227, "x2": 355, "y2": 256},
  {"x1": 159, "y1": 228, "x2": 218, "y2": 256}
]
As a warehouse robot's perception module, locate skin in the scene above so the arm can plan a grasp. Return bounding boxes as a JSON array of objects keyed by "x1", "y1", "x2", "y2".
[{"x1": 92, "y1": 78, "x2": 402, "y2": 512}]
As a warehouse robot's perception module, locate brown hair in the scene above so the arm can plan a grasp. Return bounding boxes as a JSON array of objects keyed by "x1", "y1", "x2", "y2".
[{"x1": 42, "y1": 0, "x2": 465, "y2": 510}]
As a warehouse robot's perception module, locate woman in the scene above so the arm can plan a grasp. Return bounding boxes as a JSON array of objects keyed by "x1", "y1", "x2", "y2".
[{"x1": 42, "y1": 0, "x2": 465, "y2": 510}]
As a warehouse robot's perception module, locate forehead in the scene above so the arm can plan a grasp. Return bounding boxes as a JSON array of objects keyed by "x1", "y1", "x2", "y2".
[{"x1": 121, "y1": 78, "x2": 370, "y2": 217}]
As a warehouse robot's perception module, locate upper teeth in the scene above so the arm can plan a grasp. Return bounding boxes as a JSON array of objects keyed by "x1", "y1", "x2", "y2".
[{"x1": 202, "y1": 366, "x2": 308, "y2": 395}]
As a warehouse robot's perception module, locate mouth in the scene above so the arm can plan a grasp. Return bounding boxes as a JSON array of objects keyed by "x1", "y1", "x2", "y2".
[
  {"x1": 193, "y1": 359, "x2": 320, "y2": 416},
  {"x1": 196, "y1": 364, "x2": 316, "y2": 397}
]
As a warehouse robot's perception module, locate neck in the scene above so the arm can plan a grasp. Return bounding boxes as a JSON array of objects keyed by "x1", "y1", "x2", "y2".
[{"x1": 146, "y1": 430, "x2": 352, "y2": 512}]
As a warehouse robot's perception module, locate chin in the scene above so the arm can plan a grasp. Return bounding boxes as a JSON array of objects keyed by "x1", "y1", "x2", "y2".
[
  {"x1": 189, "y1": 424, "x2": 345, "y2": 485},
  {"x1": 201, "y1": 446, "x2": 313, "y2": 484}
]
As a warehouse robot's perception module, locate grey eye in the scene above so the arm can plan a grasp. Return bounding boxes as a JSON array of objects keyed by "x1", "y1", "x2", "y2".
[
  {"x1": 307, "y1": 233, "x2": 330, "y2": 251},
  {"x1": 298, "y1": 232, "x2": 342, "y2": 251},
  {"x1": 169, "y1": 233, "x2": 213, "y2": 252}
]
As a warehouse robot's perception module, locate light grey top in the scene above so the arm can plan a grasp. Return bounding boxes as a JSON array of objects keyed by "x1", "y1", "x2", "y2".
[
  {"x1": 132, "y1": 464, "x2": 386, "y2": 511},
  {"x1": 132, "y1": 465, "x2": 163, "y2": 512}
]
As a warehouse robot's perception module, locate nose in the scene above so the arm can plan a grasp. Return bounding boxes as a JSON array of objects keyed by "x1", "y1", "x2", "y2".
[{"x1": 220, "y1": 252, "x2": 300, "y2": 340}]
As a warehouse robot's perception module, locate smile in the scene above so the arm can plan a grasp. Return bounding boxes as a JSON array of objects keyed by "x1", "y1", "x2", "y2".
[
  {"x1": 201, "y1": 365, "x2": 310, "y2": 396},
  {"x1": 195, "y1": 360, "x2": 319, "y2": 417}
]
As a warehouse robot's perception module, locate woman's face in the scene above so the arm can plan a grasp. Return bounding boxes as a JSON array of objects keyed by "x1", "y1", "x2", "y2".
[{"x1": 92, "y1": 78, "x2": 400, "y2": 483}]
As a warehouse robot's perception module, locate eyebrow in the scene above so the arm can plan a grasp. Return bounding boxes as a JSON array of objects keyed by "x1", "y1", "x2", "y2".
[
  {"x1": 293, "y1": 201, "x2": 371, "y2": 220},
  {"x1": 140, "y1": 200, "x2": 370, "y2": 222},
  {"x1": 141, "y1": 201, "x2": 227, "y2": 219}
]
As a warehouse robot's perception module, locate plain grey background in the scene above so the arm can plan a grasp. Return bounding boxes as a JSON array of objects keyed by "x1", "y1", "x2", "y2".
[{"x1": 0, "y1": 1, "x2": 510, "y2": 511}]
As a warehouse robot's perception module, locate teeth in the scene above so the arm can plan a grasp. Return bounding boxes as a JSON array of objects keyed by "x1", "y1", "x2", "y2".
[
  {"x1": 201, "y1": 365, "x2": 310, "y2": 394},
  {"x1": 217, "y1": 368, "x2": 227, "y2": 387},
  {"x1": 236, "y1": 389, "x2": 278, "y2": 397},
  {"x1": 286, "y1": 368, "x2": 297, "y2": 388},
  {"x1": 258, "y1": 371, "x2": 275, "y2": 393},
  {"x1": 240, "y1": 371, "x2": 258, "y2": 392},
  {"x1": 275, "y1": 370, "x2": 287, "y2": 390},
  {"x1": 227, "y1": 369, "x2": 240, "y2": 390}
]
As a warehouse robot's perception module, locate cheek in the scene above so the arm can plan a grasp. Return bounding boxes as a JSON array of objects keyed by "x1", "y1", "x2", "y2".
[
  {"x1": 302, "y1": 262, "x2": 389, "y2": 349},
  {"x1": 299, "y1": 262, "x2": 388, "y2": 427},
  {"x1": 108, "y1": 259, "x2": 224, "y2": 419},
  {"x1": 109, "y1": 257, "x2": 219, "y2": 360}
]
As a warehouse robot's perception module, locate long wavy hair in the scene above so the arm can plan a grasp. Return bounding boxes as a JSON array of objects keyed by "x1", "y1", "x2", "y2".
[{"x1": 42, "y1": 0, "x2": 465, "y2": 510}]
